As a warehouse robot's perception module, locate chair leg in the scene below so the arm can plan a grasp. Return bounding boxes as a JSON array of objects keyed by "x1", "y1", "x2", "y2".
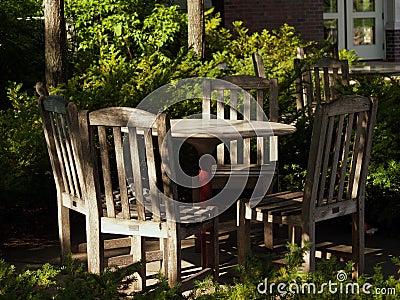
[
  {"x1": 237, "y1": 200, "x2": 251, "y2": 265},
  {"x1": 131, "y1": 236, "x2": 145, "y2": 290},
  {"x1": 352, "y1": 212, "x2": 365, "y2": 279},
  {"x1": 301, "y1": 222, "x2": 315, "y2": 273},
  {"x1": 166, "y1": 223, "x2": 180, "y2": 287},
  {"x1": 86, "y1": 213, "x2": 103, "y2": 274},
  {"x1": 211, "y1": 217, "x2": 219, "y2": 280},
  {"x1": 263, "y1": 221, "x2": 274, "y2": 249},
  {"x1": 288, "y1": 225, "x2": 302, "y2": 245},
  {"x1": 58, "y1": 204, "x2": 71, "y2": 264}
]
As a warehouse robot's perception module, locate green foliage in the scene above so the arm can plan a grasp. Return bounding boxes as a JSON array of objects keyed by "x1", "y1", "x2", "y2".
[
  {"x1": 1, "y1": 250, "x2": 400, "y2": 299},
  {"x1": 0, "y1": 0, "x2": 44, "y2": 107},
  {"x1": 0, "y1": 259, "x2": 59, "y2": 299},
  {"x1": 0, "y1": 83, "x2": 52, "y2": 207},
  {"x1": 338, "y1": 49, "x2": 363, "y2": 66},
  {"x1": 58, "y1": 255, "x2": 140, "y2": 299}
]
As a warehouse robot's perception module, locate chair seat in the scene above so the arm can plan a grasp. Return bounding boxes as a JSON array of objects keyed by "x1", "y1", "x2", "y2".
[
  {"x1": 244, "y1": 191, "x2": 303, "y2": 225},
  {"x1": 212, "y1": 164, "x2": 276, "y2": 189},
  {"x1": 102, "y1": 186, "x2": 218, "y2": 223}
]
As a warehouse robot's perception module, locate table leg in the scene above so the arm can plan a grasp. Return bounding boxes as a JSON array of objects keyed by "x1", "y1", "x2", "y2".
[{"x1": 199, "y1": 168, "x2": 212, "y2": 269}]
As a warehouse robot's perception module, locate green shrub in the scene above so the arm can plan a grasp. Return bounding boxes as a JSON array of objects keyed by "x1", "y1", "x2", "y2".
[
  {"x1": 0, "y1": 0, "x2": 44, "y2": 107},
  {"x1": 1, "y1": 248, "x2": 399, "y2": 299},
  {"x1": 0, "y1": 259, "x2": 59, "y2": 299},
  {"x1": 0, "y1": 83, "x2": 52, "y2": 208}
]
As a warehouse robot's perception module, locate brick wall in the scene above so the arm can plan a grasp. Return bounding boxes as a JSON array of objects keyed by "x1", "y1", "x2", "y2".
[
  {"x1": 386, "y1": 30, "x2": 400, "y2": 62},
  {"x1": 223, "y1": 0, "x2": 324, "y2": 42}
]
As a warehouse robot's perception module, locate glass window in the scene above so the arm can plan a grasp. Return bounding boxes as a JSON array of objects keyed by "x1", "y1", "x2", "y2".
[
  {"x1": 353, "y1": 0, "x2": 374, "y2": 12},
  {"x1": 324, "y1": 0, "x2": 338, "y2": 13},
  {"x1": 324, "y1": 19, "x2": 338, "y2": 43},
  {"x1": 353, "y1": 18, "x2": 375, "y2": 45}
]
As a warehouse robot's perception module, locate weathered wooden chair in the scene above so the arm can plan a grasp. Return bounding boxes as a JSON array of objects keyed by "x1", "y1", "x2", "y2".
[
  {"x1": 237, "y1": 94, "x2": 378, "y2": 277},
  {"x1": 202, "y1": 75, "x2": 279, "y2": 193},
  {"x1": 294, "y1": 56, "x2": 350, "y2": 112},
  {"x1": 38, "y1": 93, "x2": 100, "y2": 272},
  {"x1": 79, "y1": 107, "x2": 219, "y2": 289}
]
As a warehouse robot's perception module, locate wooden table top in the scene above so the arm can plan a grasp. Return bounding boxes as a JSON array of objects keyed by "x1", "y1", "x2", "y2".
[{"x1": 169, "y1": 119, "x2": 296, "y2": 139}]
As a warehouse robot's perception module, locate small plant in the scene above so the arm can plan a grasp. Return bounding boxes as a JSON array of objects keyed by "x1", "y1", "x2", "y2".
[{"x1": 0, "y1": 259, "x2": 59, "y2": 299}]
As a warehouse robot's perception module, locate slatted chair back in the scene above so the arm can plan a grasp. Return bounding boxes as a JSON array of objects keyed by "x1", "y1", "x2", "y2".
[
  {"x1": 252, "y1": 52, "x2": 266, "y2": 78},
  {"x1": 302, "y1": 95, "x2": 378, "y2": 223},
  {"x1": 38, "y1": 95, "x2": 86, "y2": 258},
  {"x1": 295, "y1": 57, "x2": 350, "y2": 111},
  {"x1": 82, "y1": 107, "x2": 176, "y2": 224},
  {"x1": 202, "y1": 75, "x2": 279, "y2": 167}
]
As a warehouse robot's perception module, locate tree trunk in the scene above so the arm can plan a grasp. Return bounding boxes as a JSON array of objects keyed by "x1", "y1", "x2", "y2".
[
  {"x1": 187, "y1": 0, "x2": 204, "y2": 58},
  {"x1": 43, "y1": 0, "x2": 67, "y2": 89}
]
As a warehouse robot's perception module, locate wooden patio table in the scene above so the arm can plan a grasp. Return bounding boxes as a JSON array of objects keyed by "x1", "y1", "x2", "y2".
[
  {"x1": 123, "y1": 118, "x2": 295, "y2": 269},
  {"x1": 167, "y1": 118, "x2": 296, "y2": 268}
]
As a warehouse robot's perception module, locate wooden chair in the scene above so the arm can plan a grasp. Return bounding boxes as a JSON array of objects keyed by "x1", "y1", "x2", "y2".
[
  {"x1": 294, "y1": 57, "x2": 350, "y2": 111},
  {"x1": 252, "y1": 52, "x2": 266, "y2": 78},
  {"x1": 202, "y1": 75, "x2": 279, "y2": 193},
  {"x1": 38, "y1": 93, "x2": 100, "y2": 272},
  {"x1": 237, "y1": 94, "x2": 378, "y2": 277},
  {"x1": 79, "y1": 107, "x2": 219, "y2": 289}
]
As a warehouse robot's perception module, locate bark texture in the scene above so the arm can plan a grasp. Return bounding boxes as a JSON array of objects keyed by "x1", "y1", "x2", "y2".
[{"x1": 44, "y1": 0, "x2": 67, "y2": 88}]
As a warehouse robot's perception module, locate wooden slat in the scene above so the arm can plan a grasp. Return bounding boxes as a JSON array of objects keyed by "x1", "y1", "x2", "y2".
[
  {"x1": 101, "y1": 217, "x2": 167, "y2": 238},
  {"x1": 347, "y1": 113, "x2": 364, "y2": 199},
  {"x1": 66, "y1": 102, "x2": 85, "y2": 200},
  {"x1": 317, "y1": 116, "x2": 335, "y2": 205},
  {"x1": 202, "y1": 80, "x2": 211, "y2": 119},
  {"x1": 314, "y1": 66, "x2": 322, "y2": 104},
  {"x1": 350, "y1": 112, "x2": 367, "y2": 199},
  {"x1": 222, "y1": 75, "x2": 272, "y2": 89},
  {"x1": 216, "y1": 89, "x2": 225, "y2": 164},
  {"x1": 327, "y1": 95, "x2": 371, "y2": 116},
  {"x1": 113, "y1": 127, "x2": 130, "y2": 219},
  {"x1": 106, "y1": 250, "x2": 164, "y2": 267},
  {"x1": 256, "y1": 198, "x2": 302, "y2": 213},
  {"x1": 60, "y1": 114, "x2": 81, "y2": 198},
  {"x1": 77, "y1": 237, "x2": 132, "y2": 252},
  {"x1": 327, "y1": 114, "x2": 345, "y2": 203},
  {"x1": 229, "y1": 90, "x2": 238, "y2": 164},
  {"x1": 54, "y1": 113, "x2": 74, "y2": 195},
  {"x1": 127, "y1": 127, "x2": 145, "y2": 220},
  {"x1": 144, "y1": 128, "x2": 161, "y2": 222},
  {"x1": 252, "y1": 52, "x2": 266, "y2": 78},
  {"x1": 89, "y1": 107, "x2": 157, "y2": 127},
  {"x1": 337, "y1": 113, "x2": 354, "y2": 201},
  {"x1": 98, "y1": 126, "x2": 115, "y2": 218},
  {"x1": 322, "y1": 67, "x2": 330, "y2": 101},
  {"x1": 314, "y1": 200, "x2": 357, "y2": 221},
  {"x1": 269, "y1": 78, "x2": 279, "y2": 122},
  {"x1": 43, "y1": 95, "x2": 67, "y2": 114},
  {"x1": 62, "y1": 192, "x2": 86, "y2": 212},
  {"x1": 309, "y1": 107, "x2": 329, "y2": 207},
  {"x1": 48, "y1": 112, "x2": 70, "y2": 194}
]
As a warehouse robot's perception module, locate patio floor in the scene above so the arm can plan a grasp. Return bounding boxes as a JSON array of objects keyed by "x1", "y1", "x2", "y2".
[{"x1": 1, "y1": 208, "x2": 399, "y2": 288}]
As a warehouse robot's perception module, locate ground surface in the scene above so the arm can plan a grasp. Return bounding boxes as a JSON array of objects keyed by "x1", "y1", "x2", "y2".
[{"x1": 1, "y1": 207, "x2": 399, "y2": 281}]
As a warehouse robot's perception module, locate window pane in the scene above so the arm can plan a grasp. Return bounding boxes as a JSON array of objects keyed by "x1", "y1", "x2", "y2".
[
  {"x1": 353, "y1": 0, "x2": 374, "y2": 12},
  {"x1": 324, "y1": 19, "x2": 338, "y2": 43},
  {"x1": 353, "y1": 18, "x2": 375, "y2": 45},
  {"x1": 324, "y1": 0, "x2": 337, "y2": 13}
]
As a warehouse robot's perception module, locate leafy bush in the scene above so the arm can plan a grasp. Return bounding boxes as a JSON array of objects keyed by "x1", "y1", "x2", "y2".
[
  {"x1": 0, "y1": 257, "x2": 142, "y2": 299},
  {"x1": 0, "y1": 0, "x2": 44, "y2": 109},
  {"x1": 0, "y1": 83, "x2": 52, "y2": 208},
  {"x1": 189, "y1": 243, "x2": 400, "y2": 299},
  {"x1": 1, "y1": 249, "x2": 399, "y2": 299}
]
